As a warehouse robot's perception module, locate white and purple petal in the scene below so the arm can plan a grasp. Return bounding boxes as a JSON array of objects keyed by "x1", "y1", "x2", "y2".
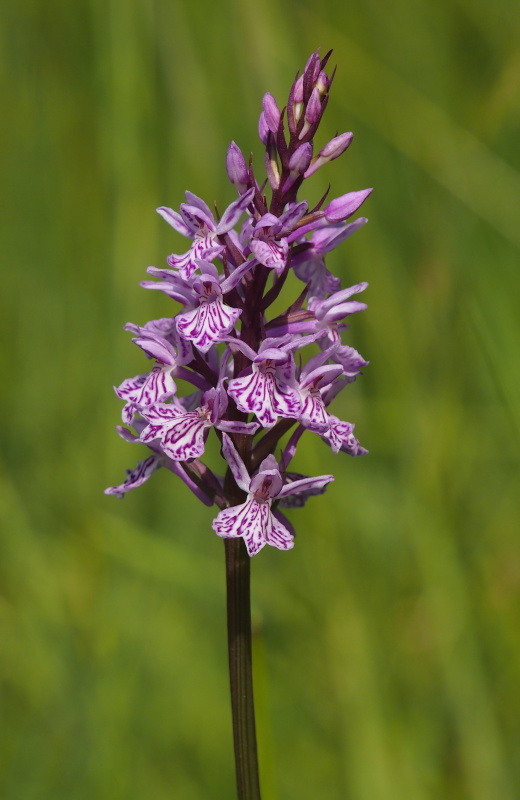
[
  {"x1": 212, "y1": 499, "x2": 269, "y2": 556},
  {"x1": 156, "y1": 206, "x2": 194, "y2": 237},
  {"x1": 104, "y1": 455, "x2": 161, "y2": 498},
  {"x1": 176, "y1": 297, "x2": 241, "y2": 353},
  {"x1": 215, "y1": 188, "x2": 255, "y2": 234},
  {"x1": 159, "y1": 413, "x2": 209, "y2": 460},
  {"x1": 265, "y1": 514, "x2": 295, "y2": 551},
  {"x1": 249, "y1": 237, "x2": 289, "y2": 273},
  {"x1": 228, "y1": 370, "x2": 277, "y2": 428}
]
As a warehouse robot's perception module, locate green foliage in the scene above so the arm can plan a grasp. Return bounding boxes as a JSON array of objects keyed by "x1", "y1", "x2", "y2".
[{"x1": 1, "y1": 0, "x2": 519, "y2": 797}]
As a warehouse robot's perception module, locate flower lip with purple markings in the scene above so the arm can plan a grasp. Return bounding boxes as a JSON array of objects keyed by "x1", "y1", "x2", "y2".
[
  {"x1": 212, "y1": 435, "x2": 334, "y2": 556},
  {"x1": 106, "y1": 50, "x2": 371, "y2": 556}
]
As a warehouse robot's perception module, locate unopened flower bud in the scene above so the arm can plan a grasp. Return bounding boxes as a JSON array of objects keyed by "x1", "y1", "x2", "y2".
[
  {"x1": 316, "y1": 69, "x2": 330, "y2": 96},
  {"x1": 265, "y1": 149, "x2": 280, "y2": 190},
  {"x1": 325, "y1": 188, "x2": 373, "y2": 222},
  {"x1": 226, "y1": 141, "x2": 249, "y2": 194},
  {"x1": 293, "y1": 75, "x2": 304, "y2": 103},
  {"x1": 258, "y1": 111, "x2": 269, "y2": 145},
  {"x1": 299, "y1": 87, "x2": 322, "y2": 139},
  {"x1": 304, "y1": 52, "x2": 321, "y2": 85},
  {"x1": 262, "y1": 93, "x2": 281, "y2": 134},
  {"x1": 305, "y1": 87, "x2": 322, "y2": 124},
  {"x1": 283, "y1": 143, "x2": 313, "y2": 192},
  {"x1": 304, "y1": 132, "x2": 353, "y2": 178},
  {"x1": 289, "y1": 143, "x2": 313, "y2": 173}
]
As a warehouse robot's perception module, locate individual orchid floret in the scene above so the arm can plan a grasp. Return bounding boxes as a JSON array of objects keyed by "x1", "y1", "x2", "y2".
[
  {"x1": 226, "y1": 335, "x2": 318, "y2": 428},
  {"x1": 308, "y1": 282, "x2": 368, "y2": 343},
  {"x1": 105, "y1": 423, "x2": 215, "y2": 504},
  {"x1": 139, "y1": 386, "x2": 259, "y2": 462},
  {"x1": 175, "y1": 262, "x2": 243, "y2": 353},
  {"x1": 226, "y1": 141, "x2": 250, "y2": 194},
  {"x1": 125, "y1": 317, "x2": 193, "y2": 364},
  {"x1": 248, "y1": 202, "x2": 308, "y2": 273},
  {"x1": 114, "y1": 328, "x2": 208, "y2": 423},
  {"x1": 297, "y1": 362, "x2": 344, "y2": 433},
  {"x1": 212, "y1": 435, "x2": 334, "y2": 556},
  {"x1": 158, "y1": 188, "x2": 255, "y2": 280},
  {"x1": 304, "y1": 132, "x2": 353, "y2": 178}
]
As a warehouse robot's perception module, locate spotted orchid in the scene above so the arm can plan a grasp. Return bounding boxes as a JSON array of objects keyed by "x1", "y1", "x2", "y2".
[
  {"x1": 106, "y1": 50, "x2": 371, "y2": 557},
  {"x1": 212, "y1": 435, "x2": 334, "y2": 556}
]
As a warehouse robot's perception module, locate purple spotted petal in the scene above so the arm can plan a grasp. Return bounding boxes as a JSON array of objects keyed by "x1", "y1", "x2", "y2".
[
  {"x1": 132, "y1": 335, "x2": 179, "y2": 365},
  {"x1": 176, "y1": 298, "x2": 241, "y2": 353},
  {"x1": 133, "y1": 365, "x2": 176, "y2": 407},
  {"x1": 228, "y1": 367, "x2": 301, "y2": 429},
  {"x1": 299, "y1": 392, "x2": 329, "y2": 432},
  {"x1": 249, "y1": 237, "x2": 289, "y2": 273},
  {"x1": 265, "y1": 514, "x2": 295, "y2": 551},
  {"x1": 215, "y1": 188, "x2": 255, "y2": 234},
  {"x1": 179, "y1": 203, "x2": 216, "y2": 232},
  {"x1": 104, "y1": 455, "x2": 161, "y2": 498},
  {"x1": 212, "y1": 500, "x2": 269, "y2": 556},
  {"x1": 139, "y1": 402, "x2": 184, "y2": 425},
  {"x1": 115, "y1": 367, "x2": 176, "y2": 421},
  {"x1": 156, "y1": 207, "x2": 194, "y2": 237},
  {"x1": 159, "y1": 413, "x2": 209, "y2": 460},
  {"x1": 167, "y1": 237, "x2": 224, "y2": 281}
]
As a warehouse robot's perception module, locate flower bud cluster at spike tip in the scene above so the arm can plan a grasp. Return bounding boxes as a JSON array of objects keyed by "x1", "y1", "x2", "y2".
[{"x1": 105, "y1": 50, "x2": 372, "y2": 557}]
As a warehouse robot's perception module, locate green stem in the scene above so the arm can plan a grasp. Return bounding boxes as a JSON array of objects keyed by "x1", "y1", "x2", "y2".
[{"x1": 225, "y1": 538, "x2": 262, "y2": 800}]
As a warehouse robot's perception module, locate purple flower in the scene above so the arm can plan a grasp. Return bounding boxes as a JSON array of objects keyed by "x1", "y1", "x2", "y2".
[
  {"x1": 308, "y1": 282, "x2": 368, "y2": 343},
  {"x1": 105, "y1": 423, "x2": 215, "y2": 504},
  {"x1": 291, "y1": 219, "x2": 367, "y2": 298},
  {"x1": 175, "y1": 269, "x2": 241, "y2": 353},
  {"x1": 139, "y1": 386, "x2": 259, "y2": 461},
  {"x1": 297, "y1": 362, "x2": 344, "y2": 432},
  {"x1": 107, "y1": 50, "x2": 372, "y2": 557},
  {"x1": 114, "y1": 330, "x2": 192, "y2": 423},
  {"x1": 226, "y1": 335, "x2": 321, "y2": 428},
  {"x1": 212, "y1": 435, "x2": 334, "y2": 556},
  {"x1": 248, "y1": 203, "x2": 308, "y2": 273},
  {"x1": 158, "y1": 189, "x2": 255, "y2": 280}
]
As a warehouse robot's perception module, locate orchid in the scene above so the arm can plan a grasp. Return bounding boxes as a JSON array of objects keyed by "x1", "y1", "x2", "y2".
[
  {"x1": 107, "y1": 48, "x2": 370, "y2": 550},
  {"x1": 105, "y1": 50, "x2": 373, "y2": 799},
  {"x1": 213, "y1": 434, "x2": 334, "y2": 556}
]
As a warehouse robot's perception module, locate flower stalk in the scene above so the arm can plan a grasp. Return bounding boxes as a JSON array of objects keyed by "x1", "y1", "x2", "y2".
[{"x1": 225, "y1": 538, "x2": 261, "y2": 800}]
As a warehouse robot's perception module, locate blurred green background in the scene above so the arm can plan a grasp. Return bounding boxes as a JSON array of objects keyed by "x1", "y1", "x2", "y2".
[{"x1": 1, "y1": 0, "x2": 520, "y2": 798}]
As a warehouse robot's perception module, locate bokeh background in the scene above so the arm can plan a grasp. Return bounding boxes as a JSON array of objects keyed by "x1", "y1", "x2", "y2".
[{"x1": 1, "y1": 0, "x2": 520, "y2": 798}]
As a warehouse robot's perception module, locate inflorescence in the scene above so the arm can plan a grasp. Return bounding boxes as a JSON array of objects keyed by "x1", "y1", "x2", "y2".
[{"x1": 106, "y1": 50, "x2": 371, "y2": 557}]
